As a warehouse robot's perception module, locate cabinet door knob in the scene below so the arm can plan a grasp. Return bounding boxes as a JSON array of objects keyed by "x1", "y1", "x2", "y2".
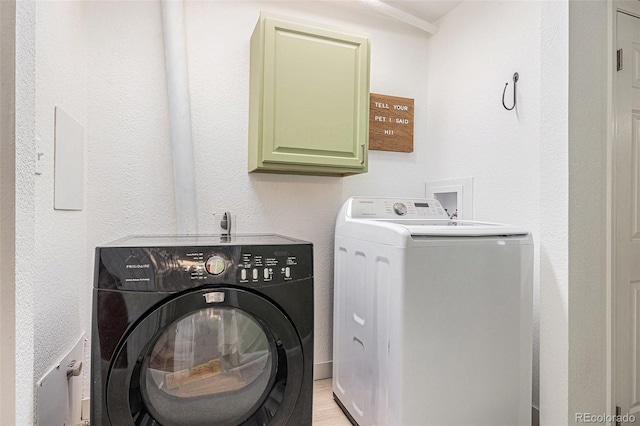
[{"x1": 361, "y1": 144, "x2": 366, "y2": 165}]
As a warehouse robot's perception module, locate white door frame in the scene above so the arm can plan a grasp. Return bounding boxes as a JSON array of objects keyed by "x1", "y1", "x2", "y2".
[{"x1": 609, "y1": 1, "x2": 640, "y2": 420}]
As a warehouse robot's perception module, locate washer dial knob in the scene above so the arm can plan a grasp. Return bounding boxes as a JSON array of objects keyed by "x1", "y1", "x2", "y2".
[
  {"x1": 393, "y1": 202, "x2": 408, "y2": 216},
  {"x1": 205, "y1": 256, "x2": 226, "y2": 275}
]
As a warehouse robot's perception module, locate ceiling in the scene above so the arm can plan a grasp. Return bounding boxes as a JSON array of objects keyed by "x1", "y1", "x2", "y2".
[{"x1": 379, "y1": 0, "x2": 464, "y2": 23}]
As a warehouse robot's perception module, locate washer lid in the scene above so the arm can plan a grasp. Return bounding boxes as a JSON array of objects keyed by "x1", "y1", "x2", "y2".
[{"x1": 395, "y1": 220, "x2": 529, "y2": 237}]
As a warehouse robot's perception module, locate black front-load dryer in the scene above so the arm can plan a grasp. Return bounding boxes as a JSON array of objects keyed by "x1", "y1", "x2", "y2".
[{"x1": 90, "y1": 234, "x2": 313, "y2": 426}]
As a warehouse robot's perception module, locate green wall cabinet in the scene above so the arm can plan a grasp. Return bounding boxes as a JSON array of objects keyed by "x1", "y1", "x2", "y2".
[{"x1": 249, "y1": 13, "x2": 370, "y2": 175}]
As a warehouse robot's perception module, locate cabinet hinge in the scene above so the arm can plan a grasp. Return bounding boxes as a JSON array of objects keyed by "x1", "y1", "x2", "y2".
[{"x1": 617, "y1": 49, "x2": 623, "y2": 71}]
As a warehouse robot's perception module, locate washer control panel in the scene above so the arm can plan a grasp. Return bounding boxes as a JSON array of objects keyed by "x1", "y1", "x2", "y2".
[{"x1": 349, "y1": 198, "x2": 449, "y2": 219}]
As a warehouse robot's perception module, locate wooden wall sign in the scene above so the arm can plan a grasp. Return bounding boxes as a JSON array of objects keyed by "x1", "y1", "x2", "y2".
[{"x1": 369, "y1": 93, "x2": 414, "y2": 152}]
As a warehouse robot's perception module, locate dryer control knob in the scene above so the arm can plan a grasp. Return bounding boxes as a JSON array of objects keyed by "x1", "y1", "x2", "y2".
[
  {"x1": 393, "y1": 202, "x2": 408, "y2": 216},
  {"x1": 205, "y1": 256, "x2": 226, "y2": 275}
]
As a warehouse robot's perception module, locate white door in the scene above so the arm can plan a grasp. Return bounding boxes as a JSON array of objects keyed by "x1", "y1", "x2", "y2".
[{"x1": 616, "y1": 5, "x2": 640, "y2": 424}]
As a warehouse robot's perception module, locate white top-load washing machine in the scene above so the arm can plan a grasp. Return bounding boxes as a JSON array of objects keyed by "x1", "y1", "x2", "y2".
[{"x1": 332, "y1": 197, "x2": 533, "y2": 426}]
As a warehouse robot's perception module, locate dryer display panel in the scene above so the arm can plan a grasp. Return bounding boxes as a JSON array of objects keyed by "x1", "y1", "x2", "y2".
[{"x1": 96, "y1": 243, "x2": 312, "y2": 292}]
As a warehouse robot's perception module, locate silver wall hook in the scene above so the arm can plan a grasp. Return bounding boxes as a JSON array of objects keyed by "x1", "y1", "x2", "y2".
[{"x1": 502, "y1": 72, "x2": 519, "y2": 111}]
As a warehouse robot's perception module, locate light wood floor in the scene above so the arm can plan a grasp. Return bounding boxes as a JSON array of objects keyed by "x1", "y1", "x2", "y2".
[
  {"x1": 312, "y1": 379, "x2": 539, "y2": 426},
  {"x1": 312, "y1": 379, "x2": 352, "y2": 425}
]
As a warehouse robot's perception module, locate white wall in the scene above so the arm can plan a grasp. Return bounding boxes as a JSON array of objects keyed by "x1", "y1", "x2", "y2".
[
  {"x1": 425, "y1": 0, "x2": 542, "y2": 411},
  {"x1": 32, "y1": 0, "x2": 89, "y2": 407},
  {"x1": 567, "y1": 1, "x2": 609, "y2": 422},
  {"x1": 85, "y1": 0, "x2": 430, "y2": 383},
  {"x1": 15, "y1": 0, "x2": 37, "y2": 423},
  {"x1": 0, "y1": 1, "x2": 16, "y2": 423},
  {"x1": 538, "y1": 2, "x2": 611, "y2": 423},
  {"x1": 14, "y1": 1, "x2": 89, "y2": 423},
  {"x1": 540, "y1": 2, "x2": 569, "y2": 424}
]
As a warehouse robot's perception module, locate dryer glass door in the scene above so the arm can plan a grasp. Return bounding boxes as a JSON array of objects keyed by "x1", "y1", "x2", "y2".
[
  {"x1": 105, "y1": 287, "x2": 303, "y2": 426},
  {"x1": 143, "y1": 307, "x2": 275, "y2": 425}
]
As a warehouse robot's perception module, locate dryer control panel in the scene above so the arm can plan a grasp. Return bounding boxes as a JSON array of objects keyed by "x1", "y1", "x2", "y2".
[
  {"x1": 348, "y1": 198, "x2": 450, "y2": 220},
  {"x1": 95, "y1": 237, "x2": 313, "y2": 292}
]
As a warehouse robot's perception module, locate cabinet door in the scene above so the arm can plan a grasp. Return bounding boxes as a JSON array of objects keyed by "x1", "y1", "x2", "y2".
[{"x1": 260, "y1": 17, "x2": 369, "y2": 171}]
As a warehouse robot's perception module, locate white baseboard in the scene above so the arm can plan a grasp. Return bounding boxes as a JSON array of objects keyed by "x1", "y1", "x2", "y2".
[{"x1": 313, "y1": 361, "x2": 332, "y2": 380}]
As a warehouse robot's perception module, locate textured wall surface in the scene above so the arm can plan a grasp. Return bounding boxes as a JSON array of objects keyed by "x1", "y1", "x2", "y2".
[
  {"x1": 13, "y1": 1, "x2": 89, "y2": 423},
  {"x1": 15, "y1": 0, "x2": 37, "y2": 423},
  {"x1": 425, "y1": 0, "x2": 542, "y2": 410},
  {"x1": 540, "y1": 2, "x2": 570, "y2": 423},
  {"x1": 85, "y1": 0, "x2": 430, "y2": 387},
  {"x1": 567, "y1": 1, "x2": 609, "y2": 423},
  {"x1": 0, "y1": 1, "x2": 16, "y2": 423},
  {"x1": 31, "y1": 0, "x2": 89, "y2": 422}
]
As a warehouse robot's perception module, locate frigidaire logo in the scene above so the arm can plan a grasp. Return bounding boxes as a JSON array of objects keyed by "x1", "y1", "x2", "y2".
[{"x1": 126, "y1": 264, "x2": 150, "y2": 269}]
